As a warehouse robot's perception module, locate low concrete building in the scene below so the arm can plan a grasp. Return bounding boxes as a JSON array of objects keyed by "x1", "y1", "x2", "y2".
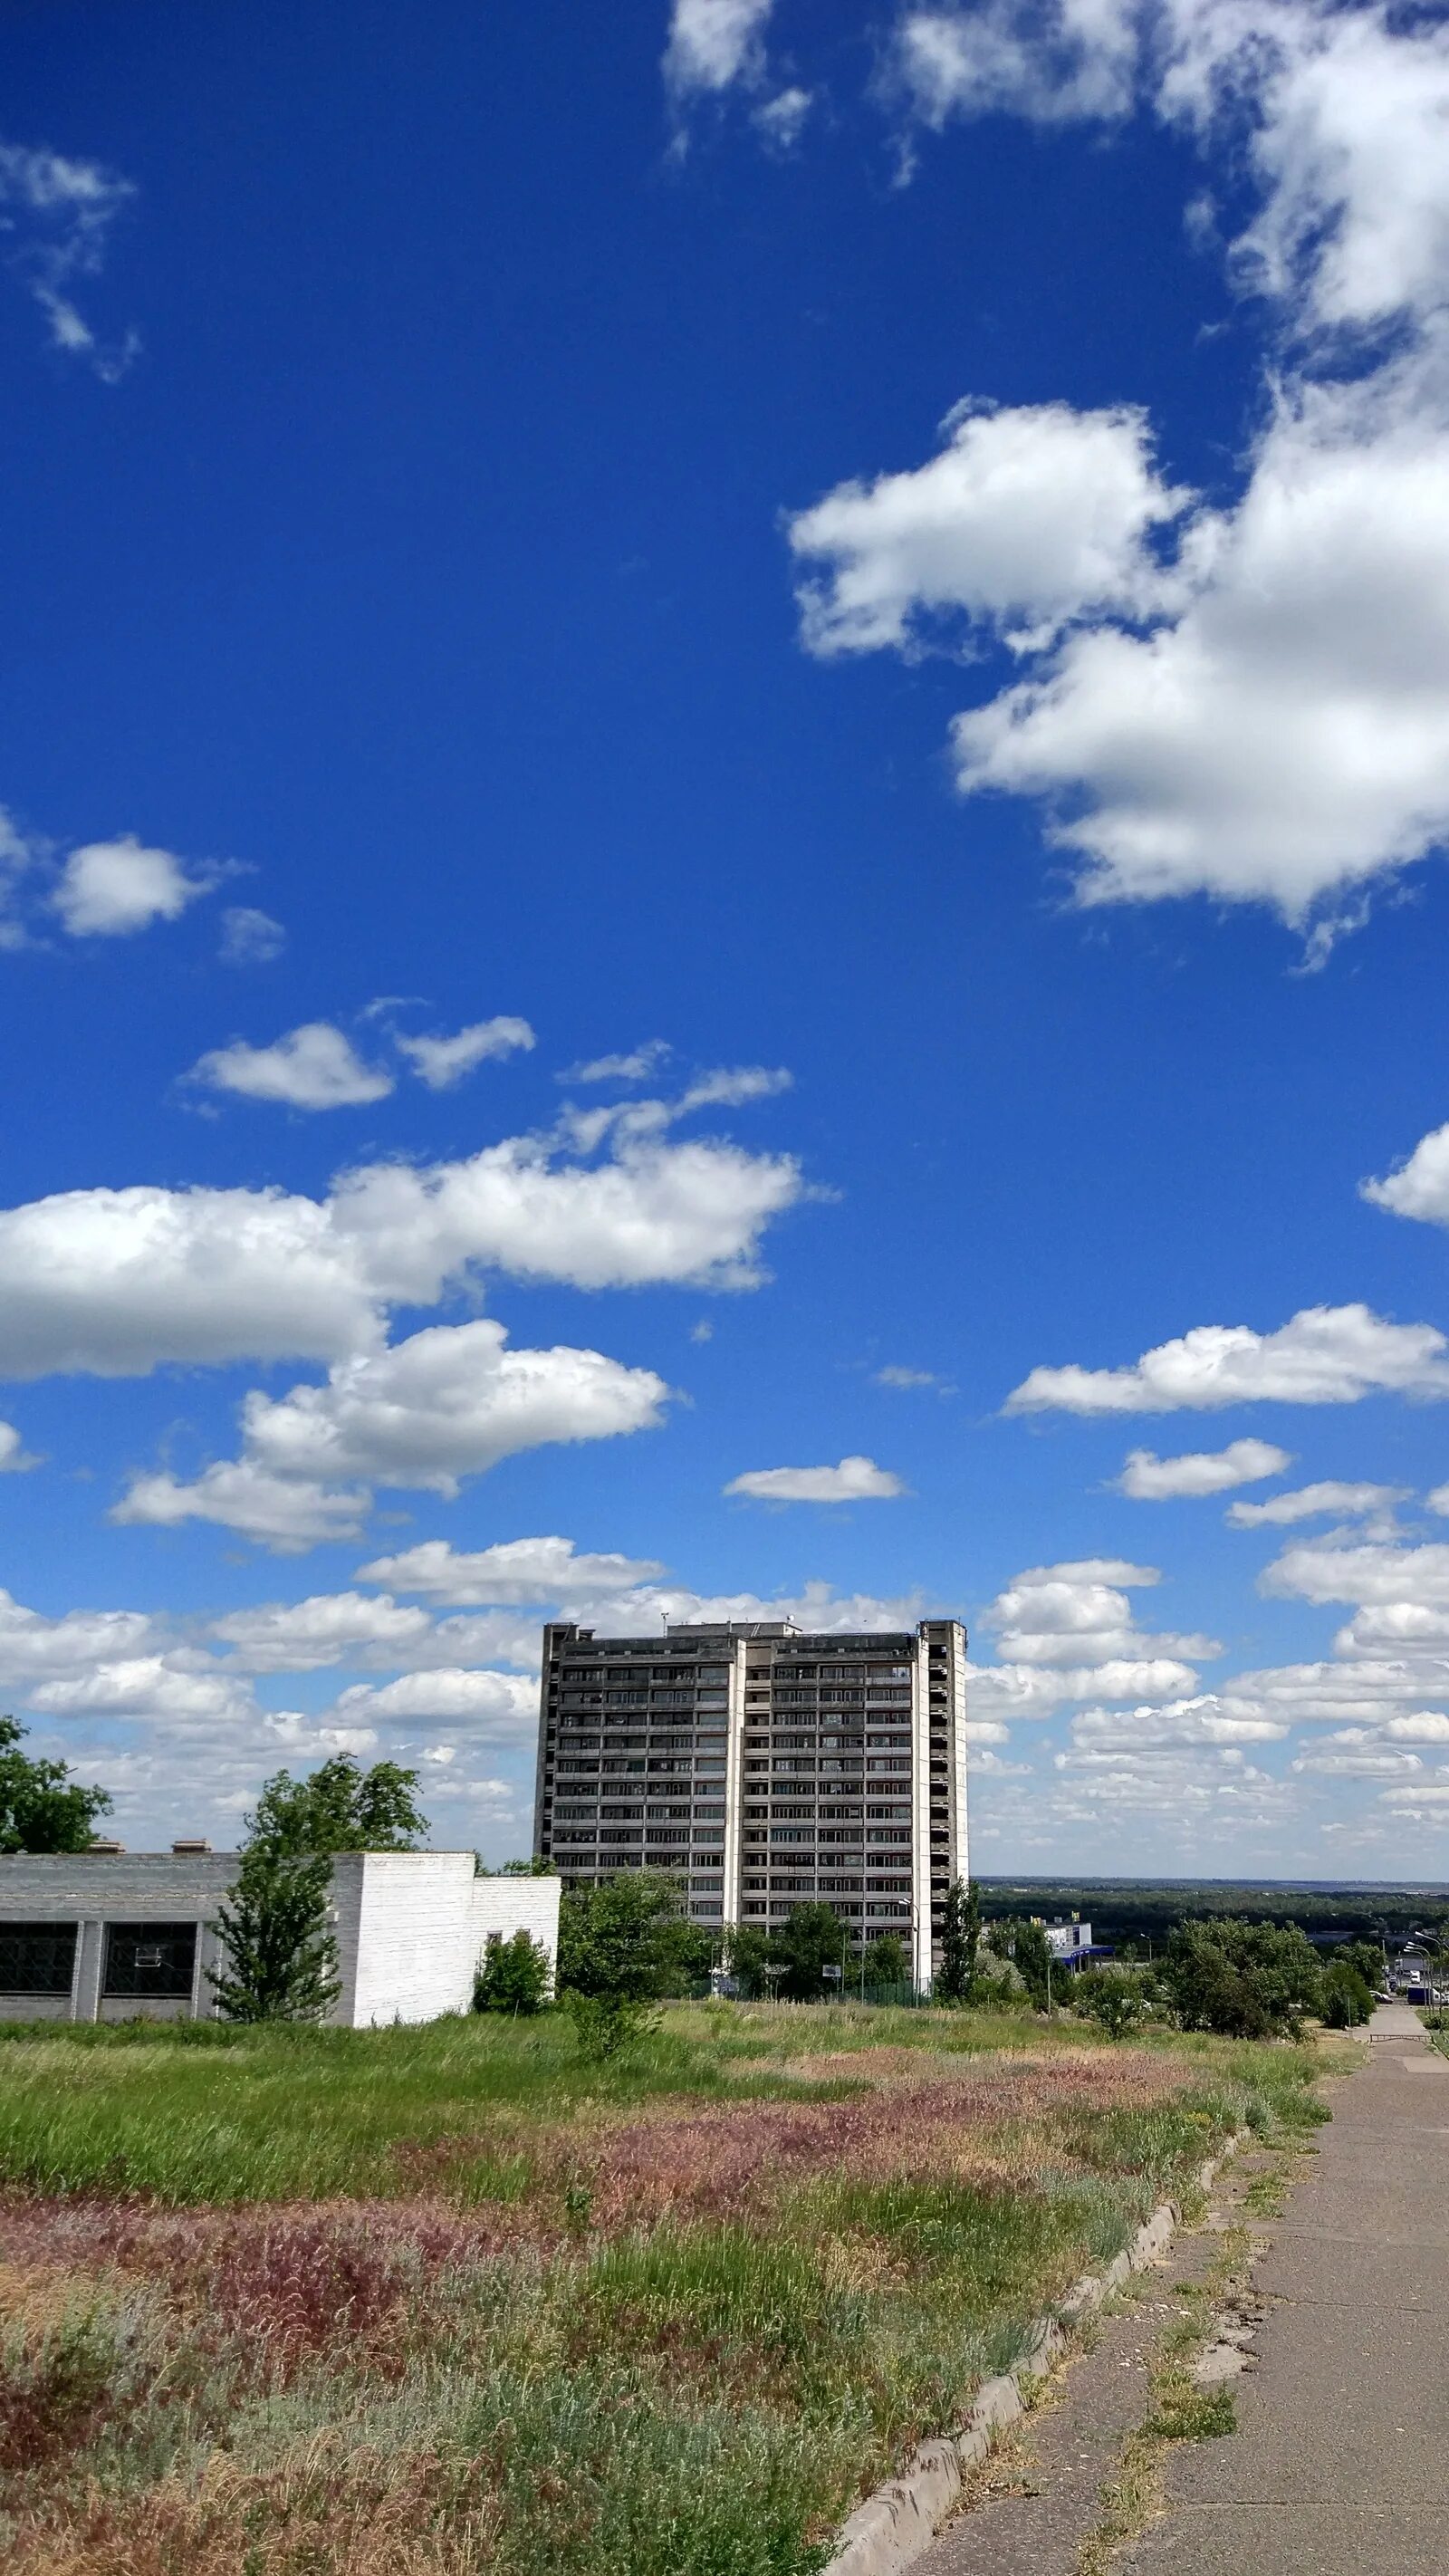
[{"x1": 0, "y1": 1847, "x2": 561, "y2": 2027}]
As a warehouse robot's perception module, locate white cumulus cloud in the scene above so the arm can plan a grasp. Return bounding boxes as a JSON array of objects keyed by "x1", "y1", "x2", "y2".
[
  {"x1": 1115, "y1": 1437, "x2": 1290, "y2": 1499},
  {"x1": 984, "y1": 1556, "x2": 1215, "y2": 1667},
  {"x1": 1226, "y1": 1479, "x2": 1404, "y2": 1528},
  {"x1": 113, "y1": 1319, "x2": 669, "y2": 1551},
  {"x1": 395, "y1": 1015, "x2": 535, "y2": 1090},
  {"x1": 0, "y1": 1421, "x2": 40, "y2": 1474},
  {"x1": 54, "y1": 838, "x2": 208, "y2": 937},
  {"x1": 330, "y1": 1667, "x2": 538, "y2": 1736},
  {"x1": 813, "y1": 5, "x2": 1449, "y2": 942},
  {"x1": 355, "y1": 1535, "x2": 668, "y2": 1604},
  {"x1": 1071, "y1": 1693, "x2": 1290, "y2": 1751},
  {"x1": 790, "y1": 399, "x2": 1190, "y2": 657},
  {"x1": 1364, "y1": 1120, "x2": 1449, "y2": 1229},
  {"x1": 187, "y1": 1022, "x2": 394, "y2": 1110},
  {"x1": 665, "y1": 0, "x2": 775, "y2": 98},
  {"x1": 0, "y1": 1590, "x2": 159, "y2": 1686},
  {"x1": 724, "y1": 1455, "x2": 906, "y2": 1503},
  {"x1": 27, "y1": 1657, "x2": 245, "y2": 1722},
  {"x1": 219, "y1": 907, "x2": 286, "y2": 966},
  {"x1": 0, "y1": 1120, "x2": 803, "y2": 1380},
  {"x1": 113, "y1": 1461, "x2": 373, "y2": 1552},
  {"x1": 1006, "y1": 1303, "x2": 1449, "y2": 1415},
  {"x1": 1262, "y1": 1536, "x2": 1449, "y2": 1610},
  {"x1": 209, "y1": 1591, "x2": 436, "y2": 1673},
  {"x1": 967, "y1": 1555, "x2": 1214, "y2": 1723}
]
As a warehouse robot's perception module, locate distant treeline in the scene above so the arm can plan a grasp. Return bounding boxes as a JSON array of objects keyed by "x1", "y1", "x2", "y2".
[{"x1": 976, "y1": 1878, "x2": 1449, "y2": 1948}]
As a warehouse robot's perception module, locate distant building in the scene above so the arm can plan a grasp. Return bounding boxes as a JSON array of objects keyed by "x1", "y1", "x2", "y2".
[
  {"x1": 533, "y1": 1616, "x2": 968, "y2": 1989},
  {"x1": 0, "y1": 1847, "x2": 560, "y2": 2026},
  {"x1": 1388, "y1": 1941, "x2": 1444, "y2": 2004},
  {"x1": 1043, "y1": 1918, "x2": 1093, "y2": 1966}
]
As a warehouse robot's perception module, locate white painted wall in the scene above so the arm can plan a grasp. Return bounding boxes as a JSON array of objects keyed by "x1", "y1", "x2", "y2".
[
  {"x1": 0, "y1": 1850, "x2": 562, "y2": 2028},
  {"x1": 471, "y1": 1873, "x2": 561, "y2": 1995},
  {"x1": 337, "y1": 1850, "x2": 478, "y2": 2026}
]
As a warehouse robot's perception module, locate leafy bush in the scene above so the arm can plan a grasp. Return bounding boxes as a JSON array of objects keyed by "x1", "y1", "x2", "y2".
[
  {"x1": 862, "y1": 1932, "x2": 908, "y2": 1986},
  {"x1": 475, "y1": 1929, "x2": 552, "y2": 2015},
  {"x1": 558, "y1": 1871, "x2": 709, "y2": 2003},
  {"x1": 1071, "y1": 1966, "x2": 1147, "y2": 2039},
  {"x1": 565, "y1": 1991, "x2": 661, "y2": 2062},
  {"x1": 1319, "y1": 1959, "x2": 1375, "y2": 2028},
  {"x1": 770, "y1": 1902, "x2": 849, "y2": 2001},
  {"x1": 984, "y1": 1918, "x2": 1053, "y2": 2012},
  {"x1": 1159, "y1": 1918, "x2": 1324, "y2": 2038}
]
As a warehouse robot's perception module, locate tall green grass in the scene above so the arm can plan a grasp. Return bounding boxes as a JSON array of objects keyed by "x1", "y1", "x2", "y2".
[
  {"x1": 0, "y1": 2004, "x2": 1324, "y2": 2206},
  {"x1": 0, "y1": 2010, "x2": 853, "y2": 2203},
  {"x1": 0, "y1": 2006, "x2": 1331, "y2": 2576}
]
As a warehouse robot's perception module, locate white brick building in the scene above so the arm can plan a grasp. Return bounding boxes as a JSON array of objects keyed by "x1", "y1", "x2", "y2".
[{"x1": 0, "y1": 1848, "x2": 561, "y2": 2026}]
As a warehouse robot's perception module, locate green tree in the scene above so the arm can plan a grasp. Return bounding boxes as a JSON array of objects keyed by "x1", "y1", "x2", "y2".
[
  {"x1": 723, "y1": 1922, "x2": 772, "y2": 1998},
  {"x1": 936, "y1": 1878, "x2": 982, "y2": 2004},
  {"x1": 654, "y1": 1911, "x2": 715, "y2": 1995},
  {"x1": 211, "y1": 1754, "x2": 425, "y2": 2025},
  {"x1": 475, "y1": 1928, "x2": 551, "y2": 2014},
  {"x1": 0, "y1": 1716, "x2": 112, "y2": 1854},
  {"x1": 247, "y1": 1754, "x2": 427, "y2": 1857},
  {"x1": 556, "y1": 1871, "x2": 689, "y2": 2002},
  {"x1": 1160, "y1": 1918, "x2": 1324, "y2": 2039},
  {"x1": 862, "y1": 1932, "x2": 908, "y2": 1987},
  {"x1": 1319, "y1": 1959, "x2": 1374, "y2": 2029},
  {"x1": 209, "y1": 1848, "x2": 340, "y2": 2023},
  {"x1": 1072, "y1": 1966, "x2": 1147, "y2": 2040},
  {"x1": 1336, "y1": 1940, "x2": 1384, "y2": 1994},
  {"x1": 986, "y1": 1918, "x2": 1053, "y2": 2011},
  {"x1": 771, "y1": 1901, "x2": 848, "y2": 2001}
]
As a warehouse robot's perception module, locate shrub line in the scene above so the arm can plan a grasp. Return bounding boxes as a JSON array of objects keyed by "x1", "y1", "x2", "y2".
[{"x1": 821, "y1": 2128, "x2": 1249, "y2": 2576}]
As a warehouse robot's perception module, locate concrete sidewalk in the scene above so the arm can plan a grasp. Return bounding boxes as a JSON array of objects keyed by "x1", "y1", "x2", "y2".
[{"x1": 1120, "y1": 2001, "x2": 1449, "y2": 2576}]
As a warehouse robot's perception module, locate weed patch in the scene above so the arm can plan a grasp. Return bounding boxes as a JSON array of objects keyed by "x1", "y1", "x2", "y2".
[{"x1": 0, "y1": 2004, "x2": 1321, "y2": 2576}]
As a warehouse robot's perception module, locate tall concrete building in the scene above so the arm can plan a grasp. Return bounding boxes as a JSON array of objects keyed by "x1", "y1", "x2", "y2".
[{"x1": 533, "y1": 1616, "x2": 967, "y2": 1990}]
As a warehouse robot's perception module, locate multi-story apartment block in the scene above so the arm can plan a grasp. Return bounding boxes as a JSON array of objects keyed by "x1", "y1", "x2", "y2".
[{"x1": 533, "y1": 1616, "x2": 967, "y2": 1990}]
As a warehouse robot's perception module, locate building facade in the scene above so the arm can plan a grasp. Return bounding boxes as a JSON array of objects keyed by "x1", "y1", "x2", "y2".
[
  {"x1": 533, "y1": 1617, "x2": 967, "y2": 1989},
  {"x1": 0, "y1": 1847, "x2": 561, "y2": 2026}
]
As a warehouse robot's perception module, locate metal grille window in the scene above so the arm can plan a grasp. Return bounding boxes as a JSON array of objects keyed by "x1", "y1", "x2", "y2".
[
  {"x1": 0, "y1": 1920, "x2": 78, "y2": 1994},
  {"x1": 102, "y1": 1922, "x2": 197, "y2": 1999}
]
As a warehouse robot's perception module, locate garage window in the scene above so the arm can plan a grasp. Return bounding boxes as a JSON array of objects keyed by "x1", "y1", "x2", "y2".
[
  {"x1": 0, "y1": 1922, "x2": 77, "y2": 1994},
  {"x1": 103, "y1": 1922, "x2": 197, "y2": 1999}
]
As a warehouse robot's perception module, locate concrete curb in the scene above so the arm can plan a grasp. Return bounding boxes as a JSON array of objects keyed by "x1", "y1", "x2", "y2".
[{"x1": 821, "y1": 2129, "x2": 1249, "y2": 2576}]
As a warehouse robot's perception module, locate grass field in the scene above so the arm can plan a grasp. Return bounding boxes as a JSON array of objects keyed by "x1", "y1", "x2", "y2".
[{"x1": 0, "y1": 2002, "x2": 1327, "y2": 2576}]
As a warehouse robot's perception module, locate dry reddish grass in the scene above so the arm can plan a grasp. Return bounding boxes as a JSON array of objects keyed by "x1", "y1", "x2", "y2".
[
  {"x1": 11, "y1": 2447, "x2": 496, "y2": 2576},
  {"x1": 0, "y1": 2033, "x2": 1268, "y2": 2576},
  {"x1": 0, "y1": 2045, "x2": 1183, "y2": 2370},
  {"x1": 545, "y1": 2048, "x2": 1184, "y2": 2231}
]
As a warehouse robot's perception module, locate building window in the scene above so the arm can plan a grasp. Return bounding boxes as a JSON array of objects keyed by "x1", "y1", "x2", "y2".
[
  {"x1": 102, "y1": 1922, "x2": 197, "y2": 2000},
  {"x1": 0, "y1": 1920, "x2": 78, "y2": 1995}
]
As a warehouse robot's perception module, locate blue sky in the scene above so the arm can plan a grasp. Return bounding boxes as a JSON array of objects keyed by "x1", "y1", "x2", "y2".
[{"x1": 5, "y1": 0, "x2": 1449, "y2": 1874}]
